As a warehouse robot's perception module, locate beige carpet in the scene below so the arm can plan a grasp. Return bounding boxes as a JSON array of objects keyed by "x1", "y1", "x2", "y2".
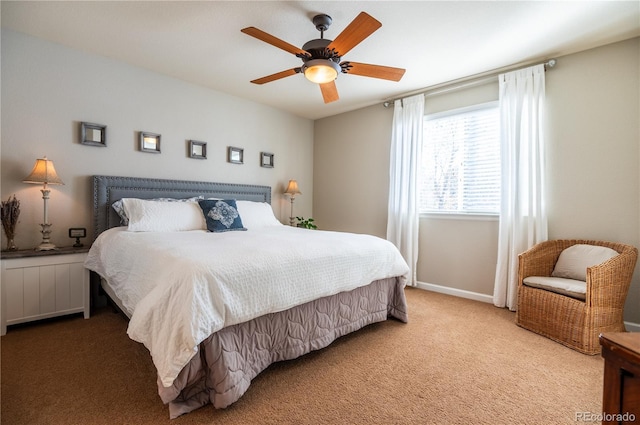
[{"x1": 1, "y1": 288, "x2": 603, "y2": 424}]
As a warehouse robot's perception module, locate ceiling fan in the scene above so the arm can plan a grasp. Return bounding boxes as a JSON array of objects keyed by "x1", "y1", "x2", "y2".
[{"x1": 241, "y1": 12, "x2": 406, "y2": 104}]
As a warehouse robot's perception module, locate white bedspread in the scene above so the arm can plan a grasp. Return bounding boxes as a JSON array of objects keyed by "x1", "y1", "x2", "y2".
[{"x1": 85, "y1": 226, "x2": 409, "y2": 387}]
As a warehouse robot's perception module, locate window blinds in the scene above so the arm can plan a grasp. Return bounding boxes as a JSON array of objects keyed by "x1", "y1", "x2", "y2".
[{"x1": 420, "y1": 102, "x2": 500, "y2": 214}]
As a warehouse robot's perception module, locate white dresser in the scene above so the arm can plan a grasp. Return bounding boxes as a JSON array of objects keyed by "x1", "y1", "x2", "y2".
[{"x1": 1, "y1": 246, "x2": 90, "y2": 335}]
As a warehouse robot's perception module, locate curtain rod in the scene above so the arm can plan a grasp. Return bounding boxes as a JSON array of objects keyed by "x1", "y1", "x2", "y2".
[{"x1": 383, "y1": 58, "x2": 557, "y2": 107}]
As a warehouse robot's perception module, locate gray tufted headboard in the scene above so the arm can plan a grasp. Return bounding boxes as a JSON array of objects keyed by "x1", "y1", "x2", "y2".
[{"x1": 92, "y1": 175, "x2": 271, "y2": 240}]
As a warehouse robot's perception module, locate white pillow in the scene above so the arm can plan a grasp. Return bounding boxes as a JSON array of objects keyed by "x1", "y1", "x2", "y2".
[
  {"x1": 122, "y1": 198, "x2": 206, "y2": 232},
  {"x1": 235, "y1": 200, "x2": 282, "y2": 228},
  {"x1": 552, "y1": 244, "x2": 619, "y2": 281},
  {"x1": 112, "y1": 196, "x2": 202, "y2": 225}
]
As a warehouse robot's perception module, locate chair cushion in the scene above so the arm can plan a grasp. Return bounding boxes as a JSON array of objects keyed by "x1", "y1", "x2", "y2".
[
  {"x1": 551, "y1": 244, "x2": 619, "y2": 281},
  {"x1": 523, "y1": 276, "x2": 586, "y2": 301}
]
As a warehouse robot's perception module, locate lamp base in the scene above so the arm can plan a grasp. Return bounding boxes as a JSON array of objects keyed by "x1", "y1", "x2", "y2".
[
  {"x1": 35, "y1": 242, "x2": 58, "y2": 251},
  {"x1": 37, "y1": 222, "x2": 56, "y2": 251}
]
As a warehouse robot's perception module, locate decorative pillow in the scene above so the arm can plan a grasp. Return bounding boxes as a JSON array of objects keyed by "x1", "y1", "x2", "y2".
[
  {"x1": 112, "y1": 199, "x2": 129, "y2": 225},
  {"x1": 113, "y1": 196, "x2": 202, "y2": 225},
  {"x1": 551, "y1": 244, "x2": 619, "y2": 281},
  {"x1": 236, "y1": 200, "x2": 282, "y2": 228},
  {"x1": 198, "y1": 199, "x2": 247, "y2": 232},
  {"x1": 122, "y1": 198, "x2": 206, "y2": 232}
]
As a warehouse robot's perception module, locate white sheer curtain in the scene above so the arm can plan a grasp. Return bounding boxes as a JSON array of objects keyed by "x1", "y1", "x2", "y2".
[
  {"x1": 387, "y1": 94, "x2": 424, "y2": 287},
  {"x1": 494, "y1": 64, "x2": 548, "y2": 310}
]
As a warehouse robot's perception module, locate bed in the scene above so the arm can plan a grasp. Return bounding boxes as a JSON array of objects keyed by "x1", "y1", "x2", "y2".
[{"x1": 85, "y1": 175, "x2": 409, "y2": 418}]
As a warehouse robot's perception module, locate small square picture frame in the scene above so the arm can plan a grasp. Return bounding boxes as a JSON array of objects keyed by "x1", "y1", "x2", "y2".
[
  {"x1": 261, "y1": 152, "x2": 274, "y2": 168},
  {"x1": 228, "y1": 146, "x2": 244, "y2": 164},
  {"x1": 140, "y1": 131, "x2": 161, "y2": 153},
  {"x1": 80, "y1": 122, "x2": 107, "y2": 147},
  {"x1": 189, "y1": 140, "x2": 207, "y2": 159}
]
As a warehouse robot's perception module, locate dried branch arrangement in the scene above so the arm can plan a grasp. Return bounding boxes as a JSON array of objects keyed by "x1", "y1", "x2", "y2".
[{"x1": 1, "y1": 195, "x2": 21, "y2": 244}]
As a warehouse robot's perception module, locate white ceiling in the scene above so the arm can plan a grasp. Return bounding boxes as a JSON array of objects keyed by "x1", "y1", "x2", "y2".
[{"x1": 2, "y1": 1, "x2": 639, "y2": 120}]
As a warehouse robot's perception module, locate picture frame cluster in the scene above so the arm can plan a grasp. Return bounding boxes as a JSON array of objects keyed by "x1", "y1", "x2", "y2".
[{"x1": 79, "y1": 122, "x2": 275, "y2": 168}]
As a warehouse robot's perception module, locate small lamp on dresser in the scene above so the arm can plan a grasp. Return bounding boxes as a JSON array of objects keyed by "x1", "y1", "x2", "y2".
[
  {"x1": 284, "y1": 179, "x2": 301, "y2": 226},
  {"x1": 23, "y1": 156, "x2": 64, "y2": 251}
]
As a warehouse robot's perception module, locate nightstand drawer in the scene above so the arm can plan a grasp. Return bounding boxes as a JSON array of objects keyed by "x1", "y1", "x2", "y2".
[{"x1": 1, "y1": 250, "x2": 89, "y2": 335}]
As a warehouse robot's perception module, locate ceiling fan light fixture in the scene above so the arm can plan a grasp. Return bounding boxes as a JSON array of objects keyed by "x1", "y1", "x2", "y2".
[{"x1": 302, "y1": 59, "x2": 341, "y2": 84}]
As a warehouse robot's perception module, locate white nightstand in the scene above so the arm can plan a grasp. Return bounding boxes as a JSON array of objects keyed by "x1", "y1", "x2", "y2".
[{"x1": 1, "y1": 246, "x2": 90, "y2": 335}]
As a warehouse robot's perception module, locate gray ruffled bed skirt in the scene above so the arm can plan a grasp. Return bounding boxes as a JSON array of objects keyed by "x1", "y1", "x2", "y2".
[{"x1": 158, "y1": 277, "x2": 408, "y2": 418}]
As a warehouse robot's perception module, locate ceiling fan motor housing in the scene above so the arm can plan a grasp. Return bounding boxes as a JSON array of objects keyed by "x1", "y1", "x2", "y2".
[{"x1": 301, "y1": 39, "x2": 340, "y2": 63}]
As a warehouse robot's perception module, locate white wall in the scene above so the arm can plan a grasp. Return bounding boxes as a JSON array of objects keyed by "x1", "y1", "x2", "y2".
[
  {"x1": 314, "y1": 37, "x2": 640, "y2": 324},
  {"x1": 545, "y1": 38, "x2": 640, "y2": 322},
  {"x1": 1, "y1": 30, "x2": 314, "y2": 249},
  {"x1": 313, "y1": 104, "x2": 393, "y2": 238}
]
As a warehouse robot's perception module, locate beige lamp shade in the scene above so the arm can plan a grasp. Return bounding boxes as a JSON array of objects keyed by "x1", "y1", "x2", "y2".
[
  {"x1": 23, "y1": 157, "x2": 65, "y2": 186},
  {"x1": 284, "y1": 180, "x2": 301, "y2": 196}
]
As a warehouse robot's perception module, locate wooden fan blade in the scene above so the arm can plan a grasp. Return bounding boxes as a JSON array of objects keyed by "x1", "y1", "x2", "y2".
[
  {"x1": 327, "y1": 12, "x2": 381, "y2": 56},
  {"x1": 320, "y1": 81, "x2": 339, "y2": 103},
  {"x1": 344, "y1": 62, "x2": 405, "y2": 81},
  {"x1": 241, "y1": 27, "x2": 307, "y2": 56},
  {"x1": 250, "y1": 68, "x2": 300, "y2": 85}
]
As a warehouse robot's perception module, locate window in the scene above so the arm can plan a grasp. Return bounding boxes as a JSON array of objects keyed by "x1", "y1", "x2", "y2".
[{"x1": 420, "y1": 102, "x2": 500, "y2": 215}]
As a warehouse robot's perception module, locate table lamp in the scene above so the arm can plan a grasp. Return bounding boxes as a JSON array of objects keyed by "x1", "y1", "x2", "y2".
[
  {"x1": 284, "y1": 179, "x2": 301, "y2": 226},
  {"x1": 23, "y1": 157, "x2": 64, "y2": 250}
]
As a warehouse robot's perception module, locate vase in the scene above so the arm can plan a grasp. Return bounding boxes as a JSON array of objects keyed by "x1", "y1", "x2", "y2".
[{"x1": 6, "y1": 238, "x2": 17, "y2": 251}]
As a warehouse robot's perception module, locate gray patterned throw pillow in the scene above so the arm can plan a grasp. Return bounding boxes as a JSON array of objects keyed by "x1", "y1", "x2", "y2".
[{"x1": 197, "y1": 199, "x2": 247, "y2": 232}]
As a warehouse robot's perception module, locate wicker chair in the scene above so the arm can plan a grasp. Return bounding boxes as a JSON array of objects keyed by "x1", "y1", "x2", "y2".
[{"x1": 516, "y1": 240, "x2": 638, "y2": 355}]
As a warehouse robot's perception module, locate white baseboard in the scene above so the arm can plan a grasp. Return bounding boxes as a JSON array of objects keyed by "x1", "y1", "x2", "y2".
[
  {"x1": 625, "y1": 321, "x2": 640, "y2": 332},
  {"x1": 415, "y1": 281, "x2": 640, "y2": 332},
  {"x1": 415, "y1": 281, "x2": 493, "y2": 304}
]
